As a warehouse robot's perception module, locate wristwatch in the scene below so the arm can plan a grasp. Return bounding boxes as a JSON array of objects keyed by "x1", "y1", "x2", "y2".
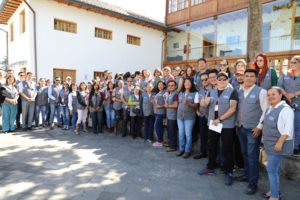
[{"x1": 218, "y1": 117, "x2": 222, "y2": 122}]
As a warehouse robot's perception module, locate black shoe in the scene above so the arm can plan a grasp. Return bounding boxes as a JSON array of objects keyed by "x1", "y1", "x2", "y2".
[
  {"x1": 245, "y1": 183, "x2": 257, "y2": 195},
  {"x1": 193, "y1": 153, "x2": 207, "y2": 159},
  {"x1": 234, "y1": 175, "x2": 248, "y2": 182},
  {"x1": 2, "y1": 131, "x2": 8, "y2": 134},
  {"x1": 294, "y1": 149, "x2": 300, "y2": 156},
  {"x1": 27, "y1": 127, "x2": 32, "y2": 130},
  {"x1": 22, "y1": 128, "x2": 27, "y2": 131}
]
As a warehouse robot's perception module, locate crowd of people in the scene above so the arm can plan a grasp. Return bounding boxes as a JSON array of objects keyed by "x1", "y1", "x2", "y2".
[{"x1": 0, "y1": 53, "x2": 299, "y2": 200}]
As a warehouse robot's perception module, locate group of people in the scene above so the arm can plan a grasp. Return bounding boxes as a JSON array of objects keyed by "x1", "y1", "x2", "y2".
[{"x1": 0, "y1": 53, "x2": 299, "y2": 200}]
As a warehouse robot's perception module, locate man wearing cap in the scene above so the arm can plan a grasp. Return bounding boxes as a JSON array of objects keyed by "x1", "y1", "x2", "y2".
[
  {"x1": 198, "y1": 72, "x2": 238, "y2": 186},
  {"x1": 162, "y1": 67, "x2": 174, "y2": 85},
  {"x1": 235, "y1": 69, "x2": 268, "y2": 195},
  {"x1": 195, "y1": 58, "x2": 209, "y2": 90},
  {"x1": 172, "y1": 67, "x2": 182, "y2": 85},
  {"x1": 66, "y1": 76, "x2": 72, "y2": 86}
]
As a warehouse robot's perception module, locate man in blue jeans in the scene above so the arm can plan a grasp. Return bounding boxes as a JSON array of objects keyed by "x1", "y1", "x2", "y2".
[
  {"x1": 48, "y1": 77, "x2": 62, "y2": 129},
  {"x1": 236, "y1": 69, "x2": 268, "y2": 195}
]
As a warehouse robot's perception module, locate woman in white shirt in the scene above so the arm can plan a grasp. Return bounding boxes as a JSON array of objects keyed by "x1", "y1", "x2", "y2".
[{"x1": 262, "y1": 86, "x2": 294, "y2": 200}]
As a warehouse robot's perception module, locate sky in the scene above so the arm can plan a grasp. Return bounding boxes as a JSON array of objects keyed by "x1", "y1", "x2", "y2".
[{"x1": 0, "y1": 0, "x2": 166, "y2": 65}]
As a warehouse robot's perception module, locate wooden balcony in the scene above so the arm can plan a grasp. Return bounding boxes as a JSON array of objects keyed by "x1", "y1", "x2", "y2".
[{"x1": 166, "y1": 0, "x2": 273, "y2": 27}]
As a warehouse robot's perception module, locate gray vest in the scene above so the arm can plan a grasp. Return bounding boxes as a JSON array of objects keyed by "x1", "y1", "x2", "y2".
[
  {"x1": 2, "y1": 84, "x2": 18, "y2": 105},
  {"x1": 177, "y1": 92, "x2": 197, "y2": 120},
  {"x1": 122, "y1": 86, "x2": 133, "y2": 108},
  {"x1": 129, "y1": 94, "x2": 140, "y2": 117},
  {"x1": 104, "y1": 90, "x2": 112, "y2": 110},
  {"x1": 113, "y1": 88, "x2": 123, "y2": 110},
  {"x1": 154, "y1": 91, "x2": 166, "y2": 115},
  {"x1": 259, "y1": 68, "x2": 272, "y2": 90},
  {"x1": 167, "y1": 91, "x2": 178, "y2": 120},
  {"x1": 175, "y1": 76, "x2": 181, "y2": 85},
  {"x1": 142, "y1": 92, "x2": 155, "y2": 116},
  {"x1": 278, "y1": 72, "x2": 300, "y2": 111},
  {"x1": 263, "y1": 104, "x2": 294, "y2": 156},
  {"x1": 77, "y1": 91, "x2": 88, "y2": 110},
  {"x1": 71, "y1": 92, "x2": 78, "y2": 113},
  {"x1": 59, "y1": 89, "x2": 69, "y2": 106},
  {"x1": 198, "y1": 86, "x2": 210, "y2": 118},
  {"x1": 90, "y1": 92, "x2": 103, "y2": 112},
  {"x1": 21, "y1": 81, "x2": 37, "y2": 101},
  {"x1": 49, "y1": 84, "x2": 60, "y2": 104},
  {"x1": 208, "y1": 87, "x2": 236, "y2": 128},
  {"x1": 238, "y1": 85, "x2": 262, "y2": 129},
  {"x1": 36, "y1": 86, "x2": 48, "y2": 106}
]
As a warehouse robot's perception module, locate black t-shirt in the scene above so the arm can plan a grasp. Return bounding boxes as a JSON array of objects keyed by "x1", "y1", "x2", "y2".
[{"x1": 208, "y1": 88, "x2": 238, "y2": 119}]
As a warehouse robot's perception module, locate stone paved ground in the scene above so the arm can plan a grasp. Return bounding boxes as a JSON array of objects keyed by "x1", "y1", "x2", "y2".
[{"x1": 0, "y1": 128, "x2": 299, "y2": 200}]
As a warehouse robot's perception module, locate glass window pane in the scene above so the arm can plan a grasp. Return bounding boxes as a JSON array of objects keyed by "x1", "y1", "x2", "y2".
[
  {"x1": 189, "y1": 17, "x2": 215, "y2": 60},
  {"x1": 166, "y1": 24, "x2": 188, "y2": 62},
  {"x1": 263, "y1": 0, "x2": 292, "y2": 52},
  {"x1": 216, "y1": 9, "x2": 248, "y2": 57}
]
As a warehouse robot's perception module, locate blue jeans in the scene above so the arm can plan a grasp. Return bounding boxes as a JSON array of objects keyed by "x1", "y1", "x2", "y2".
[
  {"x1": 91, "y1": 110, "x2": 103, "y2": 133},
  {"x1": 2, "y1": 104, "x2": 18, "y2": 131},
  {"x1": 50, "y1": 103, "x2": 61, "y2": 126},
  {"x1": 58, "y1": 106, "x2": 70, "y2": 126},
  {"x1": 105, "y1": 104, "x2": 115, "y2": 128},
  {"x1": 294, "y1": 111, "x2": 300, "y2": 150},
  {"x1": 154, "y1": 114, "x2": 164, "y2": 142},
  {"x1": 267, "y1": 154, "x2": 285, "y2": 199},
  {"x1": 72, "y1": 111, "x2": 78, "y2": 130},
  {"x1": 238, "y1": 127, "x2": 261, "y2": 185},
  {"x1": 35, "y1": 105, "x2": 48, "y2": 127},
  {"x1": 177, "y1": 118, "x2": 195, "y2": 153}
]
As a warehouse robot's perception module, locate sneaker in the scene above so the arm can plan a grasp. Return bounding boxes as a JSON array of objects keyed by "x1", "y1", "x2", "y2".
[
  {"x1": 182, "y1": 152, "x2": 191, "y2": 159},
  {"x1": 198, "y1": 168, "x2": 215, "y2": 175},
  {"x1": 163, "y1": 143, "x2": 170, "y2": 147},
  {"x1": 152, "y1": 142, "x2": 163, "y2": 147},
  {"x1": 50, "y1": 126, "x2": 54, "y2": 130},
  {"x1": 245, "y1": 183, "x2": 257, "y2": 195},
  {"x1": 225, "y1": 173, "x2": 233, "y2": 186},
  {"x1": 147, "y1": 139, "x2": 153, "y2": 143},
  {"x1": 166, "y1": 147, "x2": 177, "y2": 152},
  {"x1": 193, "y1": 153, "x2": 207, "y2": 159},
  {"x1": 293, "y1": 149, "x2": 300, "y2": 156}
]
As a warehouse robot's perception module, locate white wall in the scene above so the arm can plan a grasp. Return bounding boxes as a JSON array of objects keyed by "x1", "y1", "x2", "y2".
[
  {"x1": 30, "y1": 0, "x2": 164, "y2": 83},
  {"x1": 7, "y1": 2, "x2": 35, "y2": 75}
]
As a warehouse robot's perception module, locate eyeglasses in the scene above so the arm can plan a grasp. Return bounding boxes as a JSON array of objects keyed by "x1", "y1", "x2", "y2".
[
  {"x1": 127, "y1": 81, "x2": 133, "y2": 82},
  {"x1": 217, "y1": 78, "x2": 228, "y2": 81},
  {"x1": 291, "y1": 61, "x2": 299, "y2": 64},
  {"x1": 20, "y1": 75, "x2": 25, "y2": 77},
  {"x1": 219, "y1": 64, "x2": 227, "y2": 67},
  {"x1": 201, "y1": 78, "x2": 208, "y2": 82},
  {"x1": 168, "y1": 85, "x2": 176, "y2": 87},
  {"x1": 256, "y1": 59, "x2": 264, "y2": 62},
  {"x1": 55, "y1": 80, "x2": 61, "y2": 82}
]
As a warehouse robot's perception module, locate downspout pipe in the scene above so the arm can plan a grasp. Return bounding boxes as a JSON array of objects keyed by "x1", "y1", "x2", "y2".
[
  {"x1": 0, "y1": 27, "x2": 8, "y2": 68},
  {"x1": 24, "y1": 0, "x2": 37, "y2": 79},
  {"x1": 161, "y1": 33, "x2": 168, "y2": 69}
]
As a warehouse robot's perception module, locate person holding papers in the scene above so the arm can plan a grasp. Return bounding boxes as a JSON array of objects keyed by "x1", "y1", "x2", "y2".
[
  {"x1": 235, "y1": 69, "x2": 268, "y2": 195},
  {"x1": 198, "y1": 72, "x2": 238, "y2": 186}
]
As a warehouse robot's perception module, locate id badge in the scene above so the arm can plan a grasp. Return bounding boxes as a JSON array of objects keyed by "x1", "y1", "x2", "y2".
[
  {"x1": 215, "y1": 105, "x2": 218, "y2": 111},
  {"x1": 62, "y1": 98, "x2": 64, "y2": 103}
]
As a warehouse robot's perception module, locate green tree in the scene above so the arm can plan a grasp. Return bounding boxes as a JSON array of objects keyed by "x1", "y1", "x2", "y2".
[{"x1": 0, "y1": 56, "x2": 8, "y2": 71}]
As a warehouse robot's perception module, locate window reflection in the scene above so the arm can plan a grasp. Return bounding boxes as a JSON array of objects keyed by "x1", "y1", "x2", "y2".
[{"x1": 166, "y1": 25, "x2": 188, "y2": 62}]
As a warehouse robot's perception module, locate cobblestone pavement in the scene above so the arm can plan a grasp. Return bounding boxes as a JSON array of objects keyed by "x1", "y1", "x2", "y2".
[{"x1": 0, "y1": 128, "x2": 299, "y2": 200}]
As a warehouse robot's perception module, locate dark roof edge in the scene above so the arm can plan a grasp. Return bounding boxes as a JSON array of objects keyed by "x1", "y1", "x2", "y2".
[{"x1": 63, "y1": 0, "x2": 167, "y2": 31}]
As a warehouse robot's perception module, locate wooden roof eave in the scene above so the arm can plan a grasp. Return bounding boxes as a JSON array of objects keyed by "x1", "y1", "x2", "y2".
[{"x1": 0, "y1": 0, "x2": 23, "y2": 24}]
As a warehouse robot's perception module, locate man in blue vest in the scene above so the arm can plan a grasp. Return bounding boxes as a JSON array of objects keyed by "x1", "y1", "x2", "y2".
[{"x1": 235, "y1": 69, "x2": 268, "y2": 195}]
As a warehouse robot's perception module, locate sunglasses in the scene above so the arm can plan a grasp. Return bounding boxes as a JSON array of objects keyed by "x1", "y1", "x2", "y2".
[
  {"x1": 256, "y1": 59, "x2": 264, "y2": 62},
  {"x1": 217, "y1": 78, "x2": 228, "y2": 81},
  {"x1": 127, "y1": 81, "x2": 133, "y2": 82},
  {"x1": 219, "y1": 64, "x2": 227, "y2": 67},
  {"x1": 55, "y1": 80, "x2": 61, "y2": 81},
  {"x1": 201, "y1": 78, "x2": 208, "y2": 82},
  {"x1": 291, "y1": 61, "x2": 299, "y2": 64},
  {"x1": 20, "y1": 75, "x2": 25, "y2": 77},
  {"x1": 168, "y1": 85, "x2": 176, "y2": 87}
]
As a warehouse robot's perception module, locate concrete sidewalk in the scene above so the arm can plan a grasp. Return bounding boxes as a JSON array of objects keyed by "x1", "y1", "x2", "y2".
[{"x1": 0, "y1": 128, "x2": 299, "y2": 200}]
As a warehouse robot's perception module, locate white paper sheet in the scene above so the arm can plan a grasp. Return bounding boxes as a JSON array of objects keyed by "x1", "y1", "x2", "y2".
[{"x1": 208, "y1": 120, "x2": 223, "y2": 133}]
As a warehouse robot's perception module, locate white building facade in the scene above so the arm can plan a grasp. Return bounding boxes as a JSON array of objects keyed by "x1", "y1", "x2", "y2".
[{"x1": 1, "y1": 0, "x2": 166, "y2": 82}]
